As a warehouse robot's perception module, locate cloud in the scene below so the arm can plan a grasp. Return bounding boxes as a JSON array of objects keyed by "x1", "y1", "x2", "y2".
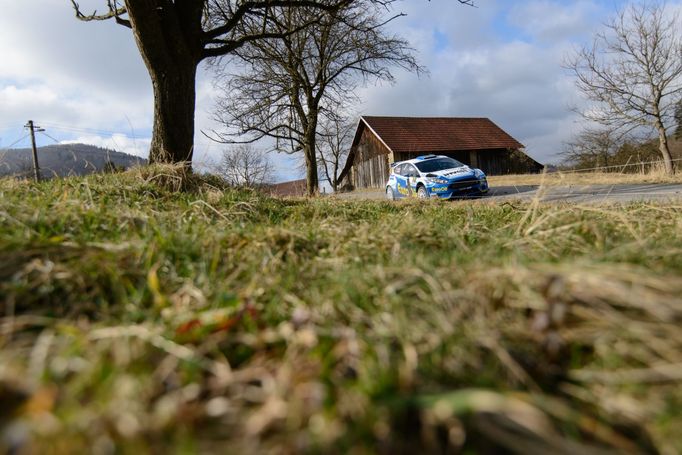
[
  {"x1": 60, "y1": 134, "x2": 151, "y2": 158},
  {"x1": 0, "y1": 0, "x2": 148, "y2": 99},
  {"x1": 507, "y1": 1, "x2": 605, "y2": 43},
  {"x1": 0, "y1": 81, "x2": 152, "y2": 134},
  {"x1": 0, "y1": 85, "x2": 59, "y2": 107},
  {"x1": 4, "y1": 0, "x2": 678, "y2": 173},
  {"x1": 353, "y1": 0, "x2": 615, "y2": 163},
  {"x1": 0, "y1": 0, "x2": 154, "y2": 151}
]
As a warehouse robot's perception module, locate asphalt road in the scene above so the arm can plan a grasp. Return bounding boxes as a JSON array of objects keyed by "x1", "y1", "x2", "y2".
[
  {"x1": 339, "y1": 184, "x2": 682, "y2": 203},
  {"x1": 488, "y1": 183, "x2": 682, "y2": 203}
]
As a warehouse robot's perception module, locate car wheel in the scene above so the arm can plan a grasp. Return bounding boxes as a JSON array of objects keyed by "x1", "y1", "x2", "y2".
[
  {"x1": 417, "y1": 185, "x2": 428, "y2": 199},
  {"x1": 386, "y1": 186, "x2": 395, "y2": 200}
]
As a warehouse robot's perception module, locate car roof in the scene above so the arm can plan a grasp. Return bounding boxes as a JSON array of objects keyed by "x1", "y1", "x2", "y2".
[{"x1": 391, "y1": 154, "x2": 446, "y2": 167}]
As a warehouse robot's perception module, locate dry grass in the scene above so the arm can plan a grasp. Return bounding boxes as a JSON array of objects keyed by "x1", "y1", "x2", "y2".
[
  {"x1": 1, "y1": 167, "x2": 681, "y2": 453},
  {"x1": 489, "y1": 164, "x2": 682, "y2": 187}
]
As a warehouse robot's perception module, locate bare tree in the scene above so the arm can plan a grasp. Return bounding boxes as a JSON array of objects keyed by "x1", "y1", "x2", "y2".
[
  {"x1": 216, "y1": 145, "x2": 274, "y2": 187},
  {"x1": 561, "y1": 127, "x2": 622, "y2": 169},
  {"x1": 561, "y1": 126, "x2": 663, "y2": 171},
  {"x1": 317, "y1": 116, "x2": 353, "y2": 192},
  {"x1": 565, "y1": 2, "x2": 682, "y2": 174},
  {"x1": 69, "y1": 1, "x2": 473, "y2": 172},
  {"x1": 69, "y1": 0, "x2": 356, "y2": 167},
  {"x1": 209, "y1": 1, "x2": 421, "y2": 195}
]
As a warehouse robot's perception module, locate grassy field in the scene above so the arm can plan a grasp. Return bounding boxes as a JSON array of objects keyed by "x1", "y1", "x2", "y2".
[{"x1": 1, "y1": 166, "x2": 681, "y2": 454}]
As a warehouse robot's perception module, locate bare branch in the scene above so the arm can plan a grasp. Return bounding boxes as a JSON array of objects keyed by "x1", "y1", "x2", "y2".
[
  {"x1": 70, "y1": 0, "x2": 131, "y2": 28},
  {"x1": 204, "y1": 0, "x2": 353, "y2": 40},
  {"x1": 317, "y1": 115, "x2": 354, "y2": 190}
]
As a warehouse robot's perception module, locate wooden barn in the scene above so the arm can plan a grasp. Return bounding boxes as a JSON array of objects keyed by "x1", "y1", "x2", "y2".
[{"x1": 345, "y1": 116, "x2": 543, "y2": 189}]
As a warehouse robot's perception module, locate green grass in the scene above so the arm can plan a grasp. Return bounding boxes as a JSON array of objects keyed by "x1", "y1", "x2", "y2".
[{"x1": 1, "y1": 166, "x2": 681, "y2": 453}]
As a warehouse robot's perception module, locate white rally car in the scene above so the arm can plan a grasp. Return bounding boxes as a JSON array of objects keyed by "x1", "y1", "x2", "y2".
[{"x1": 385, "y1": 155, "x2": 489, "y2": 200}]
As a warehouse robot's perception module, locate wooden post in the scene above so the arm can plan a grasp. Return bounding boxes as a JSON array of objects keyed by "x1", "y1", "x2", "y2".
[{"x1": 25, "y1": 120, "x2": 41, "y2": 182}]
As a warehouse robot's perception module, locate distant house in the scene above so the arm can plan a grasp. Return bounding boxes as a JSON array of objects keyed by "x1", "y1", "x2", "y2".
[
  {"x1": 264, "y1": 178, "x2": 307, "y2": 197},
  {"x1": 344, "y1": 116, "x2": 543, "y2": 188}
]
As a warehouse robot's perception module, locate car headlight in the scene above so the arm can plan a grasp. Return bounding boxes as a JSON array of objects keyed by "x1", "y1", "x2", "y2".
[
  {"x1": 426, "y1": 177, "x2": 449, "y2": 184},
  {"x1": 474, "y1": 169, "x2": 485, "y2": 179}
]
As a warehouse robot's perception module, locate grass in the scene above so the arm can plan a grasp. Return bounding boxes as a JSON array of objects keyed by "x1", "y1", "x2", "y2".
[
  {"x1": 488, "y1": 165, "x2": 682, "y2": 187},
  {"x1": 1, "y1": 165, "x2": 681, "y2": 453}
]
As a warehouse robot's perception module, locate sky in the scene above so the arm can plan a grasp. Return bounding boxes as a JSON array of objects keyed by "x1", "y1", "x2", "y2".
[{"x1": 0, "y1": 0, "x2": 675, "y2": 181}]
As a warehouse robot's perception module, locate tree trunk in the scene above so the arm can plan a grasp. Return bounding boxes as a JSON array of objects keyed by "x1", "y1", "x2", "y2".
[
  {"x1": 149, "y1": 64, "x2": 197, "y2": 164},
  {"x1": 304, "y1": 142, "x2": 319, "y2": 196},
  {"x1": 655, "y1": 121, "x2": 675, "y2": 175},
  {"x1": 124, "y1": 0, "x2": 203, "y2": 166},
  {"x1": 331, "y1": 159, "x2": 339, "y2": 192},
  {"x1": 303, "y1": 108, "x2": 319, "y2": 196}
]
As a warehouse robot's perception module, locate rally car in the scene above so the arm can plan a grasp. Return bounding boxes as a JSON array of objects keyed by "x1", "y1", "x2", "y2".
[{"x1": 385, "y1": 155, "x2": 489, "y2": 200}]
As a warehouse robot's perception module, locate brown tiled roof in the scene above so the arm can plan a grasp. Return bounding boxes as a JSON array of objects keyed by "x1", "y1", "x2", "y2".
[{"x1": 360, "y1": 116, "x2": 524, "y2": 153}]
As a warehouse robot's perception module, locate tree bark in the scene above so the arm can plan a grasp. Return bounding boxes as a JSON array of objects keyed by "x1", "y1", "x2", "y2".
[
  {"x1": 148, "y1": 64, "x2": 197, "y2": 164},
  {"x1": 124, "y1": 0, "x2": 203, "y2": 165},
  {"x1": 302, "y1": 102, "x2": 320, "y2": 196},
  {"x1": 655, "y1": 121, "x2": 675, "y2": 174},
  {"x1": 304, "y1": 141, "x2": 319, "y2": 196}
]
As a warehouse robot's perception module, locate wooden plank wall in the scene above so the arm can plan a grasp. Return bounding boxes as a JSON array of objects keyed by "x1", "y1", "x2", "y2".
[
  {"x1": 352, "y1": 128, "x2": 391, "y2": 188},
  {"x1": 352, "y1": 154, "x2": 389, "y2": 188},
  {"x1": 477, "y1": 149, "x2": 509, "y2": 175},
  {"x1": 476, "y1": 149, "x2": 543, "y2": 175},
  {"x1": 398, "y1": 149, "x2": 542, "y2": 175}
]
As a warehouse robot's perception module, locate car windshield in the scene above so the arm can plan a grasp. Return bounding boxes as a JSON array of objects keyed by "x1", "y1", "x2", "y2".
[{"x1": 414, "y1": 157, "x2": 465, "y2": 173}]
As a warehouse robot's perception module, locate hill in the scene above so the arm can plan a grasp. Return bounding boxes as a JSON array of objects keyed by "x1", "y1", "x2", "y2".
[
  {"x1": 0, "y1": 166, "x2": 680, "y2": 453},
  {"x1": 0, "y1": 143, "x2": 146, "y2": 178}
]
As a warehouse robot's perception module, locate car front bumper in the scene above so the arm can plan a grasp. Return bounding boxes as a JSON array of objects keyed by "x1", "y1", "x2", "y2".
[{"x1": 428, "y1": 179, "x2": 488, "y2": 199}]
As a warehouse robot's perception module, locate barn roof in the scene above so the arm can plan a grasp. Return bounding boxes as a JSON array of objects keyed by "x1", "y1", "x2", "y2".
[{"x1": 356, "y1": 116, "x2": 524, "y2": 153}]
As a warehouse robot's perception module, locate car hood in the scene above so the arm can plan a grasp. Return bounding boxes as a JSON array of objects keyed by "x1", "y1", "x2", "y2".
[{"x1": 427, "y1": 166, "x2": 476, "y2": 180}]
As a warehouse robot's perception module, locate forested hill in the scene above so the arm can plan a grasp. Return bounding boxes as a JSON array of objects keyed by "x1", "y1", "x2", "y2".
[{"x1": 0, "y1": 143, "x2": 146, "y2": 178}]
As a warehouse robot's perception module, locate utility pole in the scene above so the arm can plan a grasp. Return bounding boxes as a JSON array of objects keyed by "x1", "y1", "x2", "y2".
[{"x1": 25, "y1": 120, "x2": 44, "y2": 182}]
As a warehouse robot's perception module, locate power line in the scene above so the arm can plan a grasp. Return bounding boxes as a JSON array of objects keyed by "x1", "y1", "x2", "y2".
[
  {"x1": 38, "y1": 131, "x2": 62, "y2": 144},
  {"x1": 38, "y1": 122, "x2": 129, "y2": 137},
  {"x1": 36, "y1": 122, "x2": 220, "y2": 149},
  {"x1": 0, "y1": 133, "x2": 30, "y2": 150},
  {"x1": 22, "y1": 121, "x2": 222, "y2": 150},
  {"x1": 37, "y1": 123, "x2": 142, "y2": 155}
]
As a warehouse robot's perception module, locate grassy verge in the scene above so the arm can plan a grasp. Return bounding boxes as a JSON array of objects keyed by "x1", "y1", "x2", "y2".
[
  {"x1": 488, "y1": 167, "x2": 682, "y2": 187},
  {"x1": 1, "y1": 166, "x2": 681, "y2": 453}
]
